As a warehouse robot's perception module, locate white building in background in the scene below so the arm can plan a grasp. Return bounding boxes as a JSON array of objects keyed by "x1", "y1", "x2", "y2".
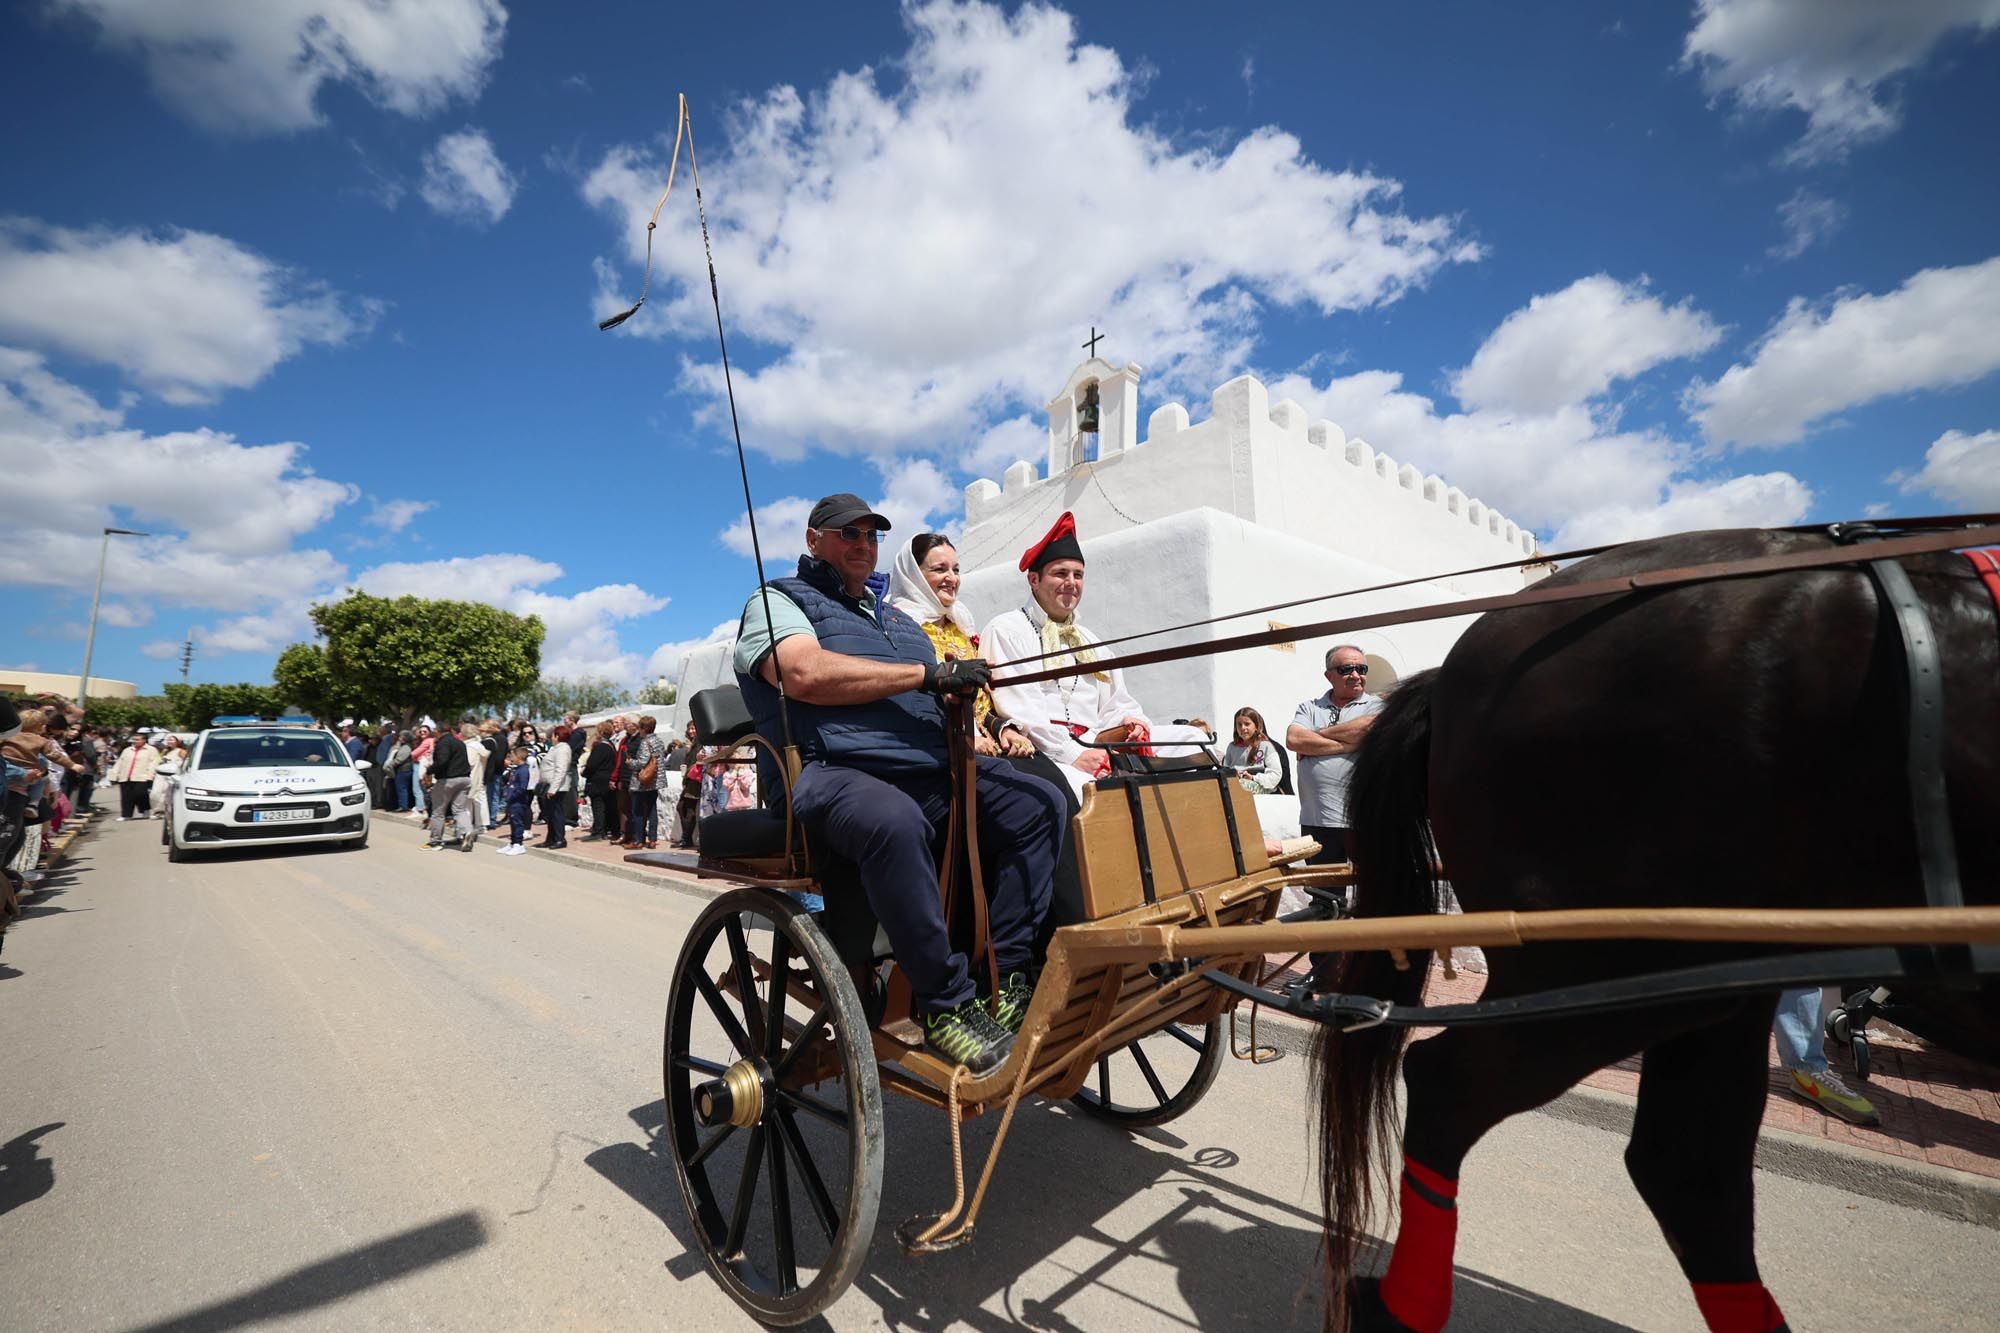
[{"x1": 671, "y1": 355, "x2": 1545, "y2": 833}]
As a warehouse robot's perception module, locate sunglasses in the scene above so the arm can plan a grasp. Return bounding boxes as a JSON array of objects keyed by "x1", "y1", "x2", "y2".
[
  {"x1": 1332, "y1": 664, "x2": 1369, "y2": 677},
  {"x1": 818, "y1": 525, "x2": 884, "y2": 544}
]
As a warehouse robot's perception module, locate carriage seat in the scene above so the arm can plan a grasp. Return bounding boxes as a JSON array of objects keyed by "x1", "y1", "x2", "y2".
[
  {"x1": 690, "y1": 686, "x2": 757, "y2": 749},
  {"x1": 686, "y1": 686, "x2": 788, "y2": 860}
]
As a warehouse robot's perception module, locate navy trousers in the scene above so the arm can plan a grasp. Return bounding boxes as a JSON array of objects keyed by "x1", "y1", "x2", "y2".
[{"x1": 790, "y1": 756, "x2": 1064, "y2": 1012}]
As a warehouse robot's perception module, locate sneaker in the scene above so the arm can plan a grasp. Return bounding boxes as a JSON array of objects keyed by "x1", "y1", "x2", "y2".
[
  {"x1": 421, "y1": 841, "x2": 444, "y2": 851},
  {"x1": 460, "y1": 828, "x2": 478, "y2": 852},
  {"x1": 502, "y1": 844, "x2": 526, "y2": 856},
  {"x1": 1790, "y1": 1068, "x2": 1881, "y2": 1125},
  {"x1": 991, "y1": 970, "x2": 1037, "y2": 1035},
  {"x1": 116, "y1": 815, "x2": 128, "y2": 822},
  {"x1": 923, "y1": 998, "x2": 1013, "y2": 1076}
]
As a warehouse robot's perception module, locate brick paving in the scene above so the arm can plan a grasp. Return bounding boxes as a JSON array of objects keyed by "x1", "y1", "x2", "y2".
[{"x1": 1265, "y1": 953, "x2": 2000, "y2": 1182}]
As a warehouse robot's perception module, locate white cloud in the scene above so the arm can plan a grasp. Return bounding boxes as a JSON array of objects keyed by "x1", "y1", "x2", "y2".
[
  {"x1": 1680, "y1": 0, "x2": 2000, "y2": 164},
  {"x1": 0, "y1": 348, "x2": 359, "y2": 625},
  {"x1": 644, "y1": 620, "x2": 739, "y2": 684},
  {"x1": 873, "y1": 457, "x2": 960, "y2": 536},
  {"x1": 0, "y1": 370, "x2": 358, "y2": 557},
  {"x1": 365, "y1": 497, "x2": 436, "y2": 533},
  {"x1": 1549, "y1": 472, "x2": 1814, "y2": 549},
  {"x1": 718, "y1": 459, "x2": 961, "y2": 566},
  {"x1": 1257, "y1": 265, "x2": 1823, "y2": 550},
  {"x1": 1768, "y1": 188, "x2": 1846, "y2": 261},
  {"x1": 0, "y1": 220, "x2": 377, "y2": 404},
  {"x1": 139, "y1": 641, "x2": 182, "y2": 661},
  {"x1": 348, "y1": 554, "x2": 669, "y2": 685},
  {"x1": 964, "y1": 415, "x2": 1044, "y2": 477},
  {"x1": 1, "y1": 662, "x2": 43, "y2": 673},
  {"x1": 53, "y1": 0, "x2": 508, "y2": 135},
  {"x1": 1894, "y1": 428, "x2": 2000, "y2": 508},
  {"x1": 720, "y1": 497, "x2": 818, "y2": 563},
  {"x1": 96, "y1": 602, "x2": 152, "y2": 629},
  {"x1": 1450, "y1": 275, "x2": 1723, "y2": 414},
  {"x1": 419, "y1": 127, "x2": 519, "y2": 225},
  {"x1": 583, "y1": 0, "x2": 1480, "y2": 463},
  {"x1": 1687, "y1": 255, "x2": 2000, "y2": 447}
]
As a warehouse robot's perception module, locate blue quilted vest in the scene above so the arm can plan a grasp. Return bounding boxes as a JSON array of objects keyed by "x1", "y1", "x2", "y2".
[{"x1": 737, "y1": 556, "x2": 949, "y2": 776}]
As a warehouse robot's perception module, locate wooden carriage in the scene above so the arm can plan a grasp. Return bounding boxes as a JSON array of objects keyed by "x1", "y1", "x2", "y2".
[{"x1": 629, "y1": 685, "x2": 1355, "y2": 1324}]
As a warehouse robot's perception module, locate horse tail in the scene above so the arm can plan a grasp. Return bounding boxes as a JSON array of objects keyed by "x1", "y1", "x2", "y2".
[{"x1": 1312, "y1": 666, "x2": 1443, "y2": 1326}]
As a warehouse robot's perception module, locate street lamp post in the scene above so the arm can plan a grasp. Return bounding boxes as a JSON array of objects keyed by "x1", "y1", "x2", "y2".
[{"x1": 78, "y1": 526, "x2": 148, "y2": 707}]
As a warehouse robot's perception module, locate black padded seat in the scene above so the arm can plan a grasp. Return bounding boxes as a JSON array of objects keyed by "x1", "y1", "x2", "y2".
[
  {"x1": 1109, "y1": 751, "x2": 1215, "y2": 776},
  {"x1": 698, "y1": 808, "x2": 790, "y2": 860},
  {"x1": 690, "y1": 686, "x2": 755, "y2": 748}
]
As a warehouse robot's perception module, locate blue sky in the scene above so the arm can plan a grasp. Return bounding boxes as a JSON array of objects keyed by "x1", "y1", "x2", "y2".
[{"x1": 4, "y1": 1, "x2": 1997, "y2": 695}]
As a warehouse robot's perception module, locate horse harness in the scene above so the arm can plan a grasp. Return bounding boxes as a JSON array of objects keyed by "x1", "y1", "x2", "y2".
[{"x1": 1206, "y1": 518, "x2": 2000, "y2": 1031}]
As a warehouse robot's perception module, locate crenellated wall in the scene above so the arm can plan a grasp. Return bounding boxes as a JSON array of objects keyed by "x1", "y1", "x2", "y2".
[{"x1": 960, "y1": 371, "x2": 1539, "y2": 594}]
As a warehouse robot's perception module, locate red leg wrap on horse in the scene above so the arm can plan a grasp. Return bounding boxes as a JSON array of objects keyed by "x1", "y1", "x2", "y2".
[
  {"x1": 1379, "y1": 1156, "x2": 1459, "y2": 1333},
  {"x1": 1691, "y1": 1281, "x2": 1787, "y2": 1332}
]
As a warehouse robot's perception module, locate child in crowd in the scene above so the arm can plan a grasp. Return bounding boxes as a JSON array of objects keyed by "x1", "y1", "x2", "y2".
[{"x1": 498, "y1": 746, "x2": 535, "y2": 857}]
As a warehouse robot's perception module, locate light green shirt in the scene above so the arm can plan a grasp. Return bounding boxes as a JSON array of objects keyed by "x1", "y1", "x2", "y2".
[{"x1": 733, "y1": 584, "x2": 881, "y2": 677}]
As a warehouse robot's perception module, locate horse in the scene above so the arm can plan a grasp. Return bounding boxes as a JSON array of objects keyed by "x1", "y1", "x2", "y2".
[{"x1": 1312, "y1": 526, "x2": 2000, "y2": 1332}]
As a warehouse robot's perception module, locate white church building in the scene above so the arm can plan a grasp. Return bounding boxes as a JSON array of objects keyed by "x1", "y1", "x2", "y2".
[{"x1": 670, "y1": 355, "x2": 1544, "y2": 833}]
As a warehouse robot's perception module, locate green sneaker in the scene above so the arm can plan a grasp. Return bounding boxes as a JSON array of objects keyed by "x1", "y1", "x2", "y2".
[
  {"x1": 991, "y1": 970, "x2": 1036, "y2": 1035},
  {"x1": 923, "y1": 998, "x2": 1013, "y2": 1076}
]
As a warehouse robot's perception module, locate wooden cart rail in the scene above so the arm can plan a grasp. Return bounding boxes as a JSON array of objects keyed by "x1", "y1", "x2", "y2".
[{"x1": 1062, "y1": 903, "x2": 2000, "y2": 968}]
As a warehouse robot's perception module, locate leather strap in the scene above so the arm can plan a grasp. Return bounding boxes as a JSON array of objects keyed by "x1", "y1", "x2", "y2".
[
  {"x1": 1829, "y1": 523, "x2": 1964, "y2": 910},
  {"x1": 998, "y1": 522, "x2": 2000, "y2": 688}
]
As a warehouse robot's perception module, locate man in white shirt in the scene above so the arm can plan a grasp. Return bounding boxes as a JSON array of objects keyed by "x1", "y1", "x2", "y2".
[{"x1": 984, "y1": 512, "x2": 1207, "y2": 799}]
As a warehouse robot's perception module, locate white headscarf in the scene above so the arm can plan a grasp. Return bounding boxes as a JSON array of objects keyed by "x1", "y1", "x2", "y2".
[{"x1": 887, "y1": 536, "x2": 976, "y2": 637}]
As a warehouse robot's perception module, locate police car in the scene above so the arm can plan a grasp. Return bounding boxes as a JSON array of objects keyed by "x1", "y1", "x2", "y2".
[{"x1": 165, "y1": 718, "x2": 371, "y2": 861}]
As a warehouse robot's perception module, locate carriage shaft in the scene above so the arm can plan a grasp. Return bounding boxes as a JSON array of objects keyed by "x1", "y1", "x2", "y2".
[{"x1": 1070, "y1": 905, "x2": 2000, "y2": 966}]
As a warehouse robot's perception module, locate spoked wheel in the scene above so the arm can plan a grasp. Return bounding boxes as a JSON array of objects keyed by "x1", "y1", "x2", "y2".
[
  {"x1": 663, "y1": 888, "x2": 883, "y2": 1326},
  {"x1": 1070, "y1": 1018, "x2": 1224, "y2": 1127}
]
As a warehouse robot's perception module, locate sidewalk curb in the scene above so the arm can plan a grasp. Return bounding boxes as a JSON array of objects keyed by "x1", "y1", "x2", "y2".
[
  {"x1": 376, "y1": 813, "x2": 719, "y2": 906},
  {"x1": 1243, "y1": 1001, "x2": 2000, "y2": 1229},
  {"x1": 374, "y1": 812, "x2": 2000, "y2": 1229}
]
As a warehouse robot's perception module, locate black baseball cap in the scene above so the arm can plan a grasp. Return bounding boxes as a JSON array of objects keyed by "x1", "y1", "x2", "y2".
[{"x1": 807, "y1": 492, "x2": 891, "y2": 530}]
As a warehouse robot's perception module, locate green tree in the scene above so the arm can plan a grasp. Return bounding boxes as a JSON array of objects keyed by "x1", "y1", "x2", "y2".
[
  {"x1": 634, "y1": 681, "x2": 677, "y2": 707},
  {"x1": 161, "y1": 682, "x2": 293, "y2": 731},
  {"x1": 508, "y1": 674, "x2": 632, "y2": 721},
  {"x1": 276, "y1": 591, "x2": 544, "y2": 727}
]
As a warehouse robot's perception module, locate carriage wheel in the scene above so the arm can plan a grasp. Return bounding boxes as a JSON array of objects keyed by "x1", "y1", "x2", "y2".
[
  {"x1": 1070, "y1": 1018, "x2": 1224, "y2": 1128},
  {"x1": 663, "y1": 888, "x2": 883, "y2": 1326}
]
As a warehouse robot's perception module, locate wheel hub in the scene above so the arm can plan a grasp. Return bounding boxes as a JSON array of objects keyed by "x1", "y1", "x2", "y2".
[{"x1": 694, "y1": 1059, "x2": 766, "y2": 1129}]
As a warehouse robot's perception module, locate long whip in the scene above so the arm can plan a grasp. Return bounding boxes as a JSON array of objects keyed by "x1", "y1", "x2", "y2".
[{"x1": 599, "y1": 94, "x2": 797, "y2": 758}]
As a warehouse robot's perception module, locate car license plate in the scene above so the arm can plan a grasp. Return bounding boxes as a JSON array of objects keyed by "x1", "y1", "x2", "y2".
[{"x1": 253, "y1": 808, "x2": 314, "y2": 823}]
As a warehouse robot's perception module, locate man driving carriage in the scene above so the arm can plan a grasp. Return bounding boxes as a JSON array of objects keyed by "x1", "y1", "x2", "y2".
[{"x1": 733, "y1": 493, "x2": 1069, "y2": 1076}]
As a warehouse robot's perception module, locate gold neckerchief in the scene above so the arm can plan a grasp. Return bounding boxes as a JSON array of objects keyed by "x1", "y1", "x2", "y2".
[{"x1": 1027, "y1": 601, "x2": 1109, "y2": 682}]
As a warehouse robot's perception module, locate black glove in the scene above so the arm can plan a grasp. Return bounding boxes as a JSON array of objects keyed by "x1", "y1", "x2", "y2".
[{"x1": 922, "y1": 657, "x2": 992, "y2": 696}]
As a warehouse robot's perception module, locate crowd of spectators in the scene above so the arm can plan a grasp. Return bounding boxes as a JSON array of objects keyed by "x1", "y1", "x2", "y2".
[
  {"x1": 345, "y1": 711, "x2": 756, "y2": 855},
  {"x1": 1, "y1": 693, "x2": 154, "y2": 937}
]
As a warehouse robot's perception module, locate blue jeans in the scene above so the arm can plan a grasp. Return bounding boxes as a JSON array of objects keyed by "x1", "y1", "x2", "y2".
[
  {"x1": 486, "y1": 774, "x2": 504, "y2": 826},
  {"x1": 1773, "y1": 988, "x2": 1830, "y2": 1074},
  {"x1": 789, "y1": 757, "x2": 1064, "y2": 1012},
  {"x1": 389, "y1": 767, "x2": 411, "y2": 811}
]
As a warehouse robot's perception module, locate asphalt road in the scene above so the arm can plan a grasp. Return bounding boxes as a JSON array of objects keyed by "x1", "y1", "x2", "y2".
[{"x1": 1, "y1": 817, "x2": 1993, "y2": 1331}]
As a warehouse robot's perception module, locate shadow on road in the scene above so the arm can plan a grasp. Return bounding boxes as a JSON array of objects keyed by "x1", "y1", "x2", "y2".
[
  {"x1": 0, "y1": 1122, "x2": 62, "y2": 1218},
  {"x1": 124, "y1": 1210, "x2": 489, "y2": 1333},
  {"x1": 586, "y1": 1090, "x2": 1630, "y2": 1331}
]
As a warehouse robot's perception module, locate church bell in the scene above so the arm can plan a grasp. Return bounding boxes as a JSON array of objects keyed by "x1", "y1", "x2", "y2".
[{"x1": 1077, "y1": 382, "x2": 1101, "y2": 435}]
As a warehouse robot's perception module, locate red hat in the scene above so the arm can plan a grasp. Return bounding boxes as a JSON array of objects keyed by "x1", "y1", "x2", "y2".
[{"x1": 1021, "y1": 511, "x2": 1085, "y2": 572}]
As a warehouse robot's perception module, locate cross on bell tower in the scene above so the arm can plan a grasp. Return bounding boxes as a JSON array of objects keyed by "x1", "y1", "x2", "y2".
[{"x1": 1082, "y1": 326, "x2": 1105, "y2": 358}]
